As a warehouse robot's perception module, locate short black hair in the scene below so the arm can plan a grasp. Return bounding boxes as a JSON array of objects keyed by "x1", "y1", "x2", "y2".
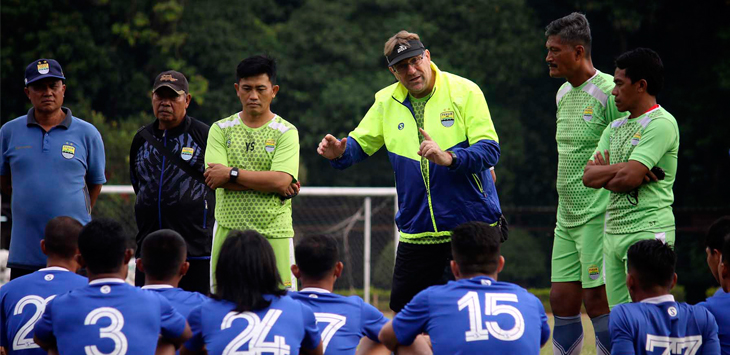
[
  {"x1": 141, "y1": 230, "x2": 187, "y2": 280},
  {"x1": 236, "y1": 55, "x2": 277, "y2": 85},
  {"x1": 451, "y1": 221, "x2": 502, "y2": 275},
  {"x1": 723, "y1": 233, "x2": 730, "y2": 264},
  {"x1": 627, "y1": 239, "x2": 676, "y2": 291},
  {"x1": 706, "y1": 216, "x2": 730, "y2": 251},
  {"x1": 295, "y1": 235, "x2": 339, "y2": 280},
  {"x1": 78, "y1": 218, "x2": 131, "y2": 274},
  {"x1": 44, "y1": 216, "x2": 83, "y2": 259},
  {"x1": 214, "y1": 230, "x2": 286, "y2": 312},
  {"x1": 615, "y1": 48, "x2": 664, "y2": 96},
  {"x1": 545, "y1": 12, "x2": 592, "y2": 57}
]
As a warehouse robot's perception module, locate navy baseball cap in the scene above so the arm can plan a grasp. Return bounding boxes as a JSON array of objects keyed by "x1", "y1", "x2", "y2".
[{"x1": 25, "y1": 59, "x2": 66, "y2": 86}]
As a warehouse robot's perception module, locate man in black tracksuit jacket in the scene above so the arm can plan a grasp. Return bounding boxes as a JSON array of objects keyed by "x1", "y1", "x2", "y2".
[{"x1": 130, "y1": 70, "x2": 214, "y2": 294}]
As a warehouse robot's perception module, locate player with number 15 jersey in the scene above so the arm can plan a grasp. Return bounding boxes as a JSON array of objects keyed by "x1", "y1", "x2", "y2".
[{"x1": 392, "y1": 276, "x2": 549, "y2": 354}]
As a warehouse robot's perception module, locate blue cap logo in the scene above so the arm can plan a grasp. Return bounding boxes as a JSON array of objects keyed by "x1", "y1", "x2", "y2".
[{"x1": 398, "y1": 122, "x2": 404, "y2": 130}]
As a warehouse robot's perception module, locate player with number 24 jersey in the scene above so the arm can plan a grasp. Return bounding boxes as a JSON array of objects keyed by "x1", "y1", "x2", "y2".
[
  {"x1": 290, "y1": 288, "x2": 388, "y2": 354},
  {"x1": 0, "y1": 267, "x2": 87, "y2": 354},
  {"x1": 33, "y1": 279, "x2": 188, "y2": 354},
  {"x1": 185, "y1": 295, "x2": 320, "y2": 354},
  {"x1": 392, "y1": 276, "x2": 550, "y2": 354}
]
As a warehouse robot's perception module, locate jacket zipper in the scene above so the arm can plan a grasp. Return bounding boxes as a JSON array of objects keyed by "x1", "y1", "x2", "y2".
[
  {"x1": 157, "y1": 130, "x2": 167, "y2": 230},
  {"x1": 203, "y1": 199, "x2": 208, "y2": 229},
  {"x1": 394, "y1": 95, "x2": 439, "y2": 233},
  {"x1": 473, "y1": 173, "x2": 486, "y2": 197}
]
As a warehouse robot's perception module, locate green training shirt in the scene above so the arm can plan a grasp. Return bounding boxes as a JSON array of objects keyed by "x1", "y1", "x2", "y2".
[
  {"x1": 594, "y1": 105, "x2": 679, "y2": 234},
  {"x1": 555, "y1": 70, "x2": 622, "y2": 228},
  {"x1": 205, "y1": 113, "x2": 299, "y2": 238}
]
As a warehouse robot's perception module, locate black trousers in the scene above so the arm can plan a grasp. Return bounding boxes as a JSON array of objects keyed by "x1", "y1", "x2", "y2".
[
  {"x1": 136, "y1": 258, "x2": 210, "y2": 295},
  {"x1": 389, "y1": 241, "x2": 454, "y2": 312}
]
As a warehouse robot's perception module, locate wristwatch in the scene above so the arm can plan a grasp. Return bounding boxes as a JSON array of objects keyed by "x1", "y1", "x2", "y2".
[
  {"x1": 229, "y1": 167, "x2": 239, "y2": 183},
  {"x1": 447, "y1": 151, "x2": 458, "y2": 167}
]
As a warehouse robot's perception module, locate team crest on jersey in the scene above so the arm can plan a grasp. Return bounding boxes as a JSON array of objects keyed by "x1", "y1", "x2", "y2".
[
  {"x1": 398, "y1": 122, "x2": 404, "y2": 130},
  {"x1": 668, "y1": 306, "x2": 678, "y2": 317},
  {"x1": 265, "y1": 139, "x2": 276, "y2": 153},
  {"x1": 588, "y1": 265, "x2": 600, "y2": 280},
  {"x1": 44, "y1": 274, "x2": 54, "y2": 281},
  {"x1": 181, "y1": 147, "x2": 194, "y2": 161},
  {"x1": 583, "y1": 106, "x2": 594, "y2": 122},
  {"x1": 61, "y1": 144, "x2": 75, "y2": 159},
  {"x1": 631, "y1": 132, "x2": 641, "y2": 145},
  {"x1": 37, "y1": 61, "x2": 50, "y2": 74},
  {"x1": 440, "y1": 110, "x2": 455, "y2": 127}
]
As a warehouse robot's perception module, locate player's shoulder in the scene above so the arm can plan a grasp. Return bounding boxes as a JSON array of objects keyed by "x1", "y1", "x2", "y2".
[
  {"x1": 374, "y1": 81, "x2": 401, "y2": 101},
  {"x1": 212, "y1": 112, "x2": 242, "y2": 130},
  {"x1": 187, "y1": 115, "x2": 211, "y2": 131},
  {"x1": 646, "y1": 106, "x2": 678, "y2": 127},
  {"x1": 439, "y1": 69, "x2": 481, "y2": 92},
  {"x1": 69, "y1": 115, "x2": 102, "y2": 136},
  {"x1": 1, "y1": 115, "x2": 29, "y2": 132},
  {"x1": 590, "y1": 70, "x2": 616, "y2": 94},
  {"x1": 269, "y1": 115, "x2": 298, "y2": 133}
]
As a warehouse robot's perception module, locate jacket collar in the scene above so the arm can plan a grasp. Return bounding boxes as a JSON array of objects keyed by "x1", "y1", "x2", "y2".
[
  {"x1": 152, "y1": 115, "x2": 191, "y2": 137},
  {"x1": 26, "y1": 107, "x2": 73, "y2": 129},
  {"x1": 391, "y1": 61, "x2": 442, "y2": 103}
]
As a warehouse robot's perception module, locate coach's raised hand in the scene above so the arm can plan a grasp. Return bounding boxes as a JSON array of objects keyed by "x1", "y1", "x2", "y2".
[
  {"x1": 418, "y1": 128, "x2": 453, "y2": 166},
  {"x1": 317, "y1": 134, "x2": 347, "y2": 160}
]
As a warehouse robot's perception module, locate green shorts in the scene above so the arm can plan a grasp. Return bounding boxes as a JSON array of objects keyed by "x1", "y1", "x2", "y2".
[
  {"x1": 604, "y1": 230, "x2": 675, "y2": 309},
  {"x1": 551, "y1": 214, "x2": 606, "y2": 288},
  {"x1": 211, "y1": 222, "x2": 296, "y2": 292}
]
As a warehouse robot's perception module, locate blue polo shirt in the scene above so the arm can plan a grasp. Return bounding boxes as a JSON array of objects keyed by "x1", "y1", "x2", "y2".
[{"x1": 0, "y1": 107, "x2": 106, "y2": 269}]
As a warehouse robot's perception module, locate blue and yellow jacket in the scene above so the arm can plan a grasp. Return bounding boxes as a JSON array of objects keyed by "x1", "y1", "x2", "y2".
[{"x1": 332, "y1": 63, "x2": 501, "y2": 243}]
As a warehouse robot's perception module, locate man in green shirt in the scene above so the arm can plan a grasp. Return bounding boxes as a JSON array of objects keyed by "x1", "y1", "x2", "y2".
[
  {"x1": 546, "y1": 13, "x2": 619, "y2": 355},
  {"x1": 583, "y1": 48, "x2": 679, "y2": 309},
  {"x1": 203, "y1": 55, "x2": 300, "y2": 290}
]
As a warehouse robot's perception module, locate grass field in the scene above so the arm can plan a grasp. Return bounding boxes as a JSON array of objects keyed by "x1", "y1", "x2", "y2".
[{"x1": 541, "y1": 313, "x2": 596, "y2": 355}]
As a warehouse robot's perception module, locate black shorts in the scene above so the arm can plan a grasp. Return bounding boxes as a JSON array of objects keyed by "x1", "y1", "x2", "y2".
[{"x1": 390, "y1": 241, "x2": 454, "y2": 312}]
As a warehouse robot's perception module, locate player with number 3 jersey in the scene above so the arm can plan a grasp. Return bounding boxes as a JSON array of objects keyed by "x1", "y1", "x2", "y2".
[
  {"x1": 33, "y1": 218, "x2": 191, "y2": 354},
  {"x1": 182, "y1": 230, "x2": 322, "y2": 355},
  {"x1": 379, "y1": 222, "x2": 549, "y2": 354}
]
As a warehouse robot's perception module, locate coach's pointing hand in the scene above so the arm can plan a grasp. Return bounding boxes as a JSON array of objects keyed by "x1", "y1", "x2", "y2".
[
  {"x1": 418, "y1": 128, "x2": 453, "y2": 166},
  {"x1": 317, "y1": 134, "x2": 347, "y2": 160}
]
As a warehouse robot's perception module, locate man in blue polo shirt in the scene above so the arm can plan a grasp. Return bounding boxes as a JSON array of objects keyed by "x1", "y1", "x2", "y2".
[{"x1": 0, "y1": 58, "x2": 106, "y2": 279}]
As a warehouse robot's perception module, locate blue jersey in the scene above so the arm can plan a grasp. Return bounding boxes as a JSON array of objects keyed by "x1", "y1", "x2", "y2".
[
  {"x1": 698, "y1": 292, "x2": 730, "y2": 355},
  {"x1": 0, "y1": 267, "x2": 87, "y2": 354},
  {"x1": 185, "y1": 294, "x2": 321, "y2": 355},
  {"x1": 290, "y1": 288, "x2": 388, "y2": 354},
  {"x1": 610, "y1": 295, "x2": 720, "y2": 355},
  {"x1": 392, "y1": 276, "x2": 550, "y2": 354},
  {"x1": 142, "y1": 285, "x2": 208, "y2": 319},
  {"x1": 34, "y1": 278, "x2": 187, "y2": 354}
]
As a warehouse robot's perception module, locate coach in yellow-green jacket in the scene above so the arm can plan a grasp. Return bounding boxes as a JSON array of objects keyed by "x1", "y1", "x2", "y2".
[{"x1": 317, "y1": 30, "x2": 503, "y2": 312}]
